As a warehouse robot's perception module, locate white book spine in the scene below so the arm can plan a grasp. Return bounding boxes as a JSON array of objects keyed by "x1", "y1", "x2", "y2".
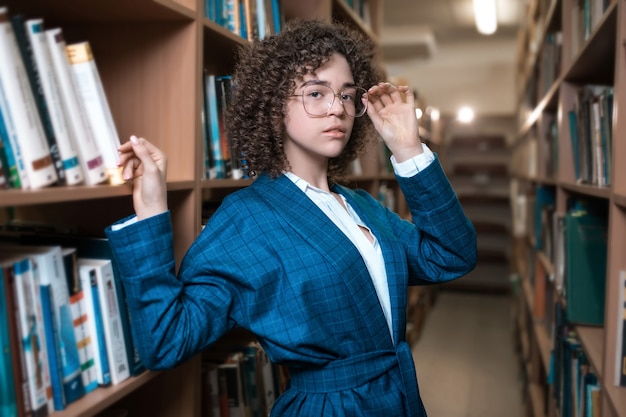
[
  {"x1": 89, "y1": 259, "x2": 130, "y2": 385},
  {"x1": 77, "y1": 263, "x2": 110, "y2": 386},
  {"x1": 12, "y1": 257, "x2": 51, "y2": 414},
  {"x1": 69, "y1": 289, "x2": 98, "y2": 393},
  {"x1": 0, "y1": 7, "x2": 57, "y2": 189},
  {"x1": 66, "y1": 42, "x2": 123, "y2": 185},
  {"x1": 45, "y1": 28, "x2": 107, "y2": 186},
  {"x1": 26, "y1": 19, "x2": 84, "y2": 186}
]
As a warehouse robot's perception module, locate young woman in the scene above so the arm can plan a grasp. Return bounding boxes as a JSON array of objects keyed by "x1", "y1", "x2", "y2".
[{"x1": 107, "y1": 19, "x2": 476, "y2": 417}]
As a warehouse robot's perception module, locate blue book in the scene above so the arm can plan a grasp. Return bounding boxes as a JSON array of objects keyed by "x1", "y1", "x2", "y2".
[
  {"x1": 40, "y1": 284, "x2": 65, "y2": 410},
  {"x1": 568, "y1": 109, "x2": 580, "y2": 181},
  {"x1": 0, "y1": 81, "x2": 21, "y2": 189},
  {"x1": 205, "y1": 73, "x2": 225, "y2": 178},
  {"x1": 79, "y1": 265, "x2": 111, "y2": 386},
  {"x1": 0, "y1": 267, "x2": 18, "y2": 417}
]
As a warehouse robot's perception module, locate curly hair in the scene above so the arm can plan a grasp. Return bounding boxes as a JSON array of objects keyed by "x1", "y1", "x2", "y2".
[{"x1": 226, "y1": 19, "x2": 383, "y2": 181}]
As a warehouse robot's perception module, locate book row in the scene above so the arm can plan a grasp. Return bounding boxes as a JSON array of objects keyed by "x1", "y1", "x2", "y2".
[
  {"x1": 201, "y1": 342, "x2": 289, "y2": 417},
  {"x1": 0, "y1": 7, "x2": 122, "y2": 191},
  {"x1": 0, "y1": 230, "x2": 144, "y2": 416},
  {"x1": 524, "y1": 186, "x2": 626, "y2": 390},
  {"x1": 205, "y1": 0, "x2": 282, "y2": 42},
  {"x1": 568, "y1": 85, "x2": 613, "y2": 187},
  {"x1": 549, "y1": 303, "x2": 601, "y2": 417}
]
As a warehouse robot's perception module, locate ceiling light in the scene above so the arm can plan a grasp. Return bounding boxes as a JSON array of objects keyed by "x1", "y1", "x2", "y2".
[
  {"x1": 457, "y1": 106, "x2": 475, "y2": 123},
  {"x1": 473, "y1": 0, "x2": 497, "y2": 35}
]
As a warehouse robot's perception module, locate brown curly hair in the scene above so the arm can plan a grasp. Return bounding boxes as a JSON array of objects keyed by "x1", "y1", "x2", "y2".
[{"x1": 226, "y1": 19, "x2": 383, "y2": 181}]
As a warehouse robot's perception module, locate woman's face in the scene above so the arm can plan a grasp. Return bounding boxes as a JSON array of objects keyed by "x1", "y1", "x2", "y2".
[{"x1": 283, "y1": 53, "x2": 357, "y2": 170}]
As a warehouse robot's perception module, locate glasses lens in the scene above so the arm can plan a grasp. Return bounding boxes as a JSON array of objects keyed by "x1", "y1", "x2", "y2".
[
  {"x1": 301, "y1": 85, "x2": 368, "y2": 117},
  {"x1": 342, "y1": 87, "x2": 367, "y2": 117}
]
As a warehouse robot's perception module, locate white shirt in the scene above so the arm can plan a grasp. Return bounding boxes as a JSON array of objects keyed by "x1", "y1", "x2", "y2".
[{"x1": 286, "y1": 143, "x2": 435, "y2": 342}]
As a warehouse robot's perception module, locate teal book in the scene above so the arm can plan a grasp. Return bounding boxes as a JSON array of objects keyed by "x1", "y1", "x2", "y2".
[
  {"x1": 564, "y1": 208, "x2": 607, "y2": 325},
  {"x1": 0, "y1": 268, "x2": 18, "y2": 417}
]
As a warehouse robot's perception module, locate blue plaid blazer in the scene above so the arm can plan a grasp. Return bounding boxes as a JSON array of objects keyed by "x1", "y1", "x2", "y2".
[{"x1": 105, "y1": 157, "x2": 476, "y2": 417}]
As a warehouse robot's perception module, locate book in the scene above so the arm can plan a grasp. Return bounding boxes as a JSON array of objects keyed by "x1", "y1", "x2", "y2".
[
  {"x1": 77, "y1": 261, "x2": 111, "y2": 387},
  {"x1": 0, "y1": 148, "x2": 6, "y2": 189},
  {"x1": 0, "y1": 244, "x2": 62, "y2": 414},
  {"x1": 13, "y1": 244, "x2": 85, "y2": 409},
  {"x1": 0, "y1": 104, "x2": 21, "y2": 188},
  {"x1": 0, "y1": 7, "x2": 57, "y2": 189},
  {"x1": 0, "y1": 266, "x2": 18, "y2": 417},
  {"x1": 204, "y1": 72, "x2": 225, "y2": 179},
  {"x1": 2, "y1": 253, "x2": 50, "y2": 417},
  {"x1": 215, "y1": 75, "x2": 239, "y2": 179},
  {"x1": 65, "y1": 42, "x2": 123, "y2": 185},
  {"x1": 564, "y1": 204, "x2": 608, "y2": 326},
  {"x1": 1, "y1": 257, "x2": 33, "y2": 417},
  {"x1": 61, "y1": 248, "x2": 98, "y2": 394},
  {"x1": 45, "y1": 28, "x2": 107, "y2": 186},
  {"x1": 218, "y1": 355, "x2": 247, "y2": 417},
  {"x1": 7, "y1": 231, "x2": 145, "y2": 378},
  {"x1": 615, "y1": 269, "x2": 626, "y2": 386},
  {"x1": 24, "y1": 18, "x2": 84, "y2": 186},
  {"x1": 39, "y1": 283, "x2": 64, "y2": 411},
  {"x1": 77, "y1": 258, "x2": 129, "y2": 385},
  {"x1": 10, "y1": 14, "x2": 65, "y2": 186}
]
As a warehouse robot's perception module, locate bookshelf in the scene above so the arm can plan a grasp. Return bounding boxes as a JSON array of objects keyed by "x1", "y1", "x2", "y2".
[
  {"x1": 0, "y1": 0, "x2": 392, "y2": 416},
  {"x1": 512, "y1": 0, "x2": 625, "y2": 416}
]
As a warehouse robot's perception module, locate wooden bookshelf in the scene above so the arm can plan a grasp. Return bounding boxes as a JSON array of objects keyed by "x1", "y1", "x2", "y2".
[
  {"x1": 513, "y1": 0, "x2": 626, "y2": 416},
  {"x1": 0, "y1": 0, "x2": 396, "y2": 416}
]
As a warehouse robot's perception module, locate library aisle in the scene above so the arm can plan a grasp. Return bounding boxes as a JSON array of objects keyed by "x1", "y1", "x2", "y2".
[{"x1": 412, "y1": 290, "x2": 522, "y2": 417}]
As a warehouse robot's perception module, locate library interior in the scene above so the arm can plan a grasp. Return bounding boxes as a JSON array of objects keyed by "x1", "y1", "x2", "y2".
[{"x1": 0, "y1": 0, "x2": 624, "y2": 416}]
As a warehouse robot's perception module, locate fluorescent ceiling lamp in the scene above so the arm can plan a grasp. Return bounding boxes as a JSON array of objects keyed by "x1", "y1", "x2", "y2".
[{"x1": 473, "y1": 0, "x2": 497, "y2": 35}]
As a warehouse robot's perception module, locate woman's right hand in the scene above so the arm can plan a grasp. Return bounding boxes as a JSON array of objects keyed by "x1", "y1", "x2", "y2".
[{"x1": 117, "y1": 135, "x2": 168, "y2": 220}]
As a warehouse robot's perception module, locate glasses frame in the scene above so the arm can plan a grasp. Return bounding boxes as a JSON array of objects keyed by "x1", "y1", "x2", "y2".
[{"x1": 290, "y1": 84, "x2": 368, "y2": 118}]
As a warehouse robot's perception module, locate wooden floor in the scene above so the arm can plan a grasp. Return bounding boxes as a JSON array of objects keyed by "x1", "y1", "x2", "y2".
[{"x1": 411, "y1": 290, "x2": 523, "y2": 417}]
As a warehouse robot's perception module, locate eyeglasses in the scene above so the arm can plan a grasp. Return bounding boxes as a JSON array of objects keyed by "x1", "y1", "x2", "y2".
[{"x1": 291, "y1": 84, "x2": 368, "y2": 118}]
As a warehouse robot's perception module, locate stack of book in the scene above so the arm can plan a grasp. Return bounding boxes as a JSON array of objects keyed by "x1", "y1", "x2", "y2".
[
  {"x1": 205, "y1": 0, "x2": 282, "y2": 42},
  {"x1": 0, "y1": 227, "x2": 145, "y2": 415},
  {"x1": 0, "y1": 7, "x2": 124, "y2": 191}
]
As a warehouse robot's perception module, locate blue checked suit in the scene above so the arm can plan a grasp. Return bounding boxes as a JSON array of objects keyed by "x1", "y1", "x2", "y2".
[{"x1": 105, "y1": 156, "x2": 476, "y2": 417}]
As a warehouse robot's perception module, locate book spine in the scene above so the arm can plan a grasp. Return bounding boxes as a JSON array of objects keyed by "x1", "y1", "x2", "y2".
[
  {"x1": 44, "y1": 28, "x2": 107, "y2": 186},
  {"x1": 0, "y1": 8, "x2": 57, "y2": 189},
  {"x1": 39, "y1": 284, "x2": 65, "y2": 411},
  {"x1": 93, "y1": 260, "x2": 129, "y2": 385},
  {"x1": 0, "y1": 149, "x2": 6, "y2": 189},
  {"x1": 206, "y1": 73, "x2": 225, "y2": 178},
  {"x1": 68, "y1": 290, "x2": 98, "y2": 393},
  {"x1": 25, "y1": 19, "x2": 84, "y2": 186},
  {"x1": 10, "y1": 14, "x2": 65, "y2": 186},
  {"x1": 66, "y1": 42, "x2": 123, "y2": 185},
  {"x1": 0, "y1": 268, "x2": 19, "y2": 417},
  {"x1": 616, "y1": 270, "x2": 626, "y2": 386},
  {"x1": 78, "y1": 265, "x2": 111, "y2": 386},
  {"x1": 0, "y1": 109, "x2": 20, "y2": 188},
  {"x1": 12, "y1": 257, "x2": 50, "y2": 416},
  {"x1": 40, "y1": 246, "x2": 85, "y2": 406}
]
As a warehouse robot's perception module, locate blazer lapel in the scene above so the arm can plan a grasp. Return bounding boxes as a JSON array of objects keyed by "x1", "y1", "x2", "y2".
[
  {"x1": 251, "y1": 174, "x2": 391, "y2": 343},
  {"x1": 336, "y1": 185, "x2": 408, "y2": 345}
]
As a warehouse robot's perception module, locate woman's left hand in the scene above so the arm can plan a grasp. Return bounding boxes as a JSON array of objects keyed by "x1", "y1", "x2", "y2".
[{"x1": 365, "y1": 82, "x2": 423, "y2": 162}]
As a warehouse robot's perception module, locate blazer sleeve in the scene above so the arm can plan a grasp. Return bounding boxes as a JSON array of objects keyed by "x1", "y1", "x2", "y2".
[
  {"x1": 353, "y1": 156, "x2": 476, "y2": 284},
  {"x1": 105, "y1": 212, "x2": 243, "y2": 370},
  {"x1": 398, "y1": 156, "x2": 476, "y2": 283}
]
